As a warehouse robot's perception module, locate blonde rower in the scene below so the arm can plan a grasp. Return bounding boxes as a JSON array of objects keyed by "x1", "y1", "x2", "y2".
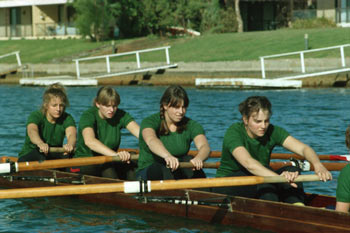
[{"x1": 18, "y1": 83, "x2": 76, "y2": 162}]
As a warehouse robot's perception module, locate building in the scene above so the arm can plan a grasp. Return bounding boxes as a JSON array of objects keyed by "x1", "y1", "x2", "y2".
[
  {"x1": 0, "y1": 0, "x2": 349, "y2": 39},
  {"x1": 239, "y1": 0, "x2": 350, "y2": 31},
  {"x1": 0, "y1": 0, "x2": 77, "y2": 39}
]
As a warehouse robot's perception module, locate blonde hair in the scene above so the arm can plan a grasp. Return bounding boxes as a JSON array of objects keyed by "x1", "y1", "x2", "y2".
[
  {"x1": 40, "y1": 83, "x2": 69, "y2": 114},
  {"x1": 93, "y1": 86, "x2": 120, "y2": 106}
]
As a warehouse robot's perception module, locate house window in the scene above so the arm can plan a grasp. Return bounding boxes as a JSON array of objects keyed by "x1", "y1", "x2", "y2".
[
  {"x1": 10, "y1": 7, "x2": 21, "y2": 25},
  {"x1": 339, "y1": 0, "x2": 350, "y2": 23},
  {"x1": 58, "y1": 5, "x2": 75, "y2": 26},
  {"x1": 10, "y1": 7, "x2": 21, "y2": 37}
]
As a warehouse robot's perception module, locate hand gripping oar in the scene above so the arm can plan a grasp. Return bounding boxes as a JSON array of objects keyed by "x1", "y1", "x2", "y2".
[{"x1": 0, "y1": 174, "x2": 321, "y2": 199}]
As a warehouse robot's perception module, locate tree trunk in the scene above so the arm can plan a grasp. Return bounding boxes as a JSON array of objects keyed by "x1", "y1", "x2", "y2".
[{"x1": 235, "y1": 0, "x2": 243, "y2": 32}]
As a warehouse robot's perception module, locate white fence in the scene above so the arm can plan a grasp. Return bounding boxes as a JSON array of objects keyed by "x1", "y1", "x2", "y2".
[
  {"x1": 0, "y1": 51, "x2": 21, "y2": 66},
  {"x1": 73, "y1": 46, "x2": 177, "y2": 79},
  {"x1": 260, "y1": 44, "x2": 350, "y2": 80}
]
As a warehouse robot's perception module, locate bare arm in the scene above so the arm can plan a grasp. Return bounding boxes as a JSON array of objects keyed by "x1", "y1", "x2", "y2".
[
  {"x1": 336, "y1": 202, "x2": 350, "y2": 213},
  {"x1": 63, "y1": 126, "x2": 76, "y2": 155},
  {"x1": 142, "y1": 127, "x2": 178, "y2": 170},
  {"x1": 232, "y1": 146, "x2": 299, "y2": 186},
  {"x1": 190, "y1": 134, "x2": 210, "y2": 170},
  {"x1": 27, "y1": 123, "x2": 49, "y2": 155},
  {"x1": 126, "y1": 121, "x2": 140, "y2": 139},
  {"x1": 232, "y1": 146, "x2": 277, "y2": 177},
  {"x1": 282, "y1": 136, "x2": 332, "y2": 181}
]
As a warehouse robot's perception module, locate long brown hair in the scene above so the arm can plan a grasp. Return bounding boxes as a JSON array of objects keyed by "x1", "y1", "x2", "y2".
[
  {"x1": 93, "y1": 86, "x2": 120, "y2": 106},
  {"x1": 346, "y1": 125, "x2": 350, "y2": 150},
  {"x1": 238, "y1": 96, "x2": 272, "y2": 120},
  {"x1": 40, "y1": 83, "x2": 69, "y2": 115},
  {"x1": 159, "y1": 85, "x2": 189, "y2": 135}
]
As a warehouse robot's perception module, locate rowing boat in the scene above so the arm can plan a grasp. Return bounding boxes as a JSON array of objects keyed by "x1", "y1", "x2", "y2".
[{"x1": 0, "y1": 167, "x2": 349, "y2": 233}]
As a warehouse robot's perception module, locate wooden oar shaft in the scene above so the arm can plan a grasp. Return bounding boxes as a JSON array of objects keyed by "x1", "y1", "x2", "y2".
[
  {"x1": 50, "y1": 147, "x2": 348, "y2": 161},
  {"x1": 1, "y1": 158, "x2": 345, "y2": 173},
  {"x1": 17, "y1": 154, "x2": 139, "y2": 172},
  {"x1": 0, "y1": 174, "x2": 320, "y2": 199},
  {"x1": 270, "y1": 162, "x2": 347, "y2": 171}
]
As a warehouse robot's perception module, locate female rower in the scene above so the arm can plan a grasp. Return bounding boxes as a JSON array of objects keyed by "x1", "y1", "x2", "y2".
[
  {"x1": 73, "y1": 86, "x2": 139, "y2": 180},
  {"x1": 335, "y1": 125, "x2": 350, "y2": 213},
  {"x1": 18, "y1": 83, "x2": 76, "y2": 162},
  {"x1": 214, "y1": 96, "x2": 332, "y2": 204},
  {"x1": 136, "y1": 85, "x2": 210, "y2": 180}
]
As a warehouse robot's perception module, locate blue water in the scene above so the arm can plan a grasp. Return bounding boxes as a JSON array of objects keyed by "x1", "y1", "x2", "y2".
[{"x1": 1, "y1": 85, "x2": 349, "y2": 232}]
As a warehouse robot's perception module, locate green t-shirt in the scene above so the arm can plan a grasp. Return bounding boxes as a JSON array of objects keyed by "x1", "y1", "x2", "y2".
[
  {"x1": 337, "y1": 164, "x2": 350, "y2": 203},
  {"x1": 74, "y1": 106, "x2": 134, "y2": 158},
  {"x1": 216, "y1": 122, "x2": 289, "y2": 177},
  {"x1": 18, "y1": 110, "x2": 76, "y2": 157},
  {"x1": 137, "y1": 113, "x2": 205, "y2": 171}
]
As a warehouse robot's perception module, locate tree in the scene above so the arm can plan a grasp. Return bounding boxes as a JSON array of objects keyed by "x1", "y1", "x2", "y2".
[
  {"x1": 73, "y1": 0, "x2": 115, "y2": 41},
  {"x1": 235, "y1": 0, "x2": 243, "y2": 32}
]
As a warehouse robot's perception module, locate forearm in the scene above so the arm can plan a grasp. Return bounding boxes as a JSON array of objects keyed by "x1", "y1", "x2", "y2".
[
  {"x1": 66, "y1": 135, "x2": 76, "y2": 148},
  {"x1": 147, "y1": 137, "x2": 172, "y2": 159},
  {"x1": 245, "y1": 160, "x2": 278, "y2": 176},
  {"x1": 195, "y1": 144, "x2": 210, "y2": 161},
  {"x1": 85, "y1": 138, "x2": 118, "y2": 156},
  {"x1": 302, "y1": 146, "x2": 322, "y2": 166},
  {"x1": 28, "y1": 130, "x2": 45, "y2": 146}
]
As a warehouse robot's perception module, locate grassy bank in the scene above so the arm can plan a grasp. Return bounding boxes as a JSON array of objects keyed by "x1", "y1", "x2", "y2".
[{"x1": 0, "y1": 27, "x2": 349, "y2": 64}]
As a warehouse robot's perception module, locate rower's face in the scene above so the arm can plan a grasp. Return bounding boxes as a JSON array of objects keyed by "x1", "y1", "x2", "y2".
[
  {"x1": 97, "y1": 101, "x2": 117, "y2": 119},
  {"x1": 244, "y1": 109, "x2": 270, "y2": 138},
  {"x1": 164, "y1": 101, "x2": 186, "y2": 123},
  {"x1": 46, "y1": 96, "x2": 65, "y2": 121}
]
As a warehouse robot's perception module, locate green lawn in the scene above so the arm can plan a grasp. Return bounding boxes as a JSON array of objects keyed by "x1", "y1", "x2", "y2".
[{"x1": 0, "y1": 27, "x2": 349, "y2": 64}]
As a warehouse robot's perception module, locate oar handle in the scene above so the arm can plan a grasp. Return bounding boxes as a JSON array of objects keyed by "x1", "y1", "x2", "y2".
[
  {"x1": 49, "y1": 147, "x2": 65, "y2": 153},
  {"x1": 263, "y1": 174, "x2": 320, "y2": 183},
  {"x1": 179, "y1": 162, "x2": 220, "y2": 168}
]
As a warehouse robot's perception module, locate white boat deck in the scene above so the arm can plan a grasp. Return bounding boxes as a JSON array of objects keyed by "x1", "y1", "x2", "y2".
[
  {"x1": 195, "y1": 78, "x2": 302, "y2": 89},
  {"x1": 19, "y1": 76, "x2": 97, "y2": 86}
]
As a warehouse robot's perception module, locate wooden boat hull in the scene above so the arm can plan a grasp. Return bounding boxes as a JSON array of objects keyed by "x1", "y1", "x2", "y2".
[{"x1": 0, "y1": 169, "x2": 349, "y2": 233}]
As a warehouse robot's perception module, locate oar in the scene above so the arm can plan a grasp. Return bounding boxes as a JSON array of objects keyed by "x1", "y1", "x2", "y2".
[
  {"x1": 270, "y1": 161, "x2": 347, "y2": 171},
  {"x1": 184, "y1": 161, "x2": 347, "y2": 171},
  {"x1": 50, "y1": 147, "x2": 350, "y2": 161},
  {"x1": 0, "y1": 174, "x2": 321, "y2": 199},
  {"x1": 0, "y1": 157, "x2": 345, "y2": 174},
  {"x1": 0, "y1": 154, "x2": 139, "y2": 174}
]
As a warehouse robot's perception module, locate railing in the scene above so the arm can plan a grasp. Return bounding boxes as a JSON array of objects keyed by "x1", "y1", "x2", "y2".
[
  {"x1": 0, "y1": 23, "x2": 77, "y2": 38},
  {"x1": 73, "y1": 46, "x2": 177, "y2": 79},
  {"x1": 0, "y1": 24, "x2": 33, "y2": 37},
  {"x1": 35, "y1": 23, "x2": 78, "y2": 36},
  {"x1": 260, "y1": 44, "x2": 350, "y2": 80},
  {"x1": 0, "y1": 51, "x2": 21, "y2": 66}
]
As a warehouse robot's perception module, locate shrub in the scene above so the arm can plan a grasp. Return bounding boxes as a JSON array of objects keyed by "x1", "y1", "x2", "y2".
[{"x1": 291, "y1": 17, "x2": 337, "y2": 29}]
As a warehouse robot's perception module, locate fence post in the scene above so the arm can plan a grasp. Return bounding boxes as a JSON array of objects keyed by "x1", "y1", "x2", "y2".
[
  {"x1": 136, "y1": 52, "x2": 141, "y2": 68},
  {"x1": 106, "y1": 56, "x2": 111, "y2": 73},
  {"x1": 260, "y1": 57, "x2": 266, "y2": 79},
  {"x1": 165, "y1": 47, "x2": 170, "y2": 65},
  {"x1": 15, "y1": 51, "x2": 22, "y2": 66},
  {"x1": 300, "y1": 52, "x2": 305, "y2": 73},
  {"x1": 340, "y1": 46, "x2": 346, "y2": 67},
  {"x1": 75, "y1": 60, "x2": 80, "y2": 79}
]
